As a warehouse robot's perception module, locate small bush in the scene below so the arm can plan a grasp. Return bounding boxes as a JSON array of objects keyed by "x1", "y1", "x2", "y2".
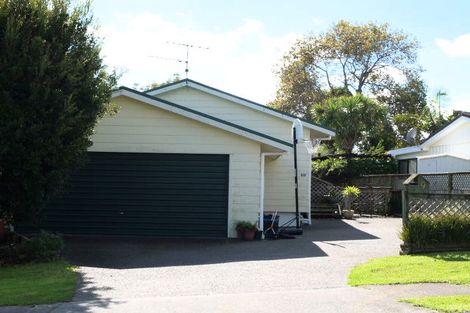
[
  {"x1": 236, "y1": 221, "x2": 257, "y2": 231},
  {"x1": 15, "y1": 232, "x2": 64, "y2": 263},
  {"x1": 401, "y1": 214, "x2": 470, "y2": 248},
  {"x1": 342, "y1": 186, "x2": 361, "y2": 198}
]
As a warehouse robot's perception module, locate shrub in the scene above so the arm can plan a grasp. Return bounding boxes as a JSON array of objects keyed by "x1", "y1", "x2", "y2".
[
  {"x1": 15, "y1": 232, "x2": 64, "y2": 263},
  {"x1": 342, "y1": 186, "x2": 361, "y2": 198},
  {"x1": 401, "y1": 214, "x2": 470, "y2": 248},
  {"x1": 236, "y1": 221, "x2": 258, "y2": 231}
]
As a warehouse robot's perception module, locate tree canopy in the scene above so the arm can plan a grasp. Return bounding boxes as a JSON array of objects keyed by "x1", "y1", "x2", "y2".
[
  {"x1": 313, "y1": 95, "x2": 388, "y2": 153},
  {"x1": 270, "y1": 20, "x2": 450, "y2": 152},
  {"x1": 0, "y1": 0, "x2": 116, "y2": 224}
]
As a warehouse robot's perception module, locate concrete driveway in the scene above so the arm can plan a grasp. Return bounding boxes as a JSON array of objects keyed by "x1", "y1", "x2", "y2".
[{"x1": 3, "y1": 218, "x2": 462, "y2": 313}]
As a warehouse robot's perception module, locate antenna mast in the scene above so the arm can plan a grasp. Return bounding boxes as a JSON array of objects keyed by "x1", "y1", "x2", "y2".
[{"x1": 166, "y1": 41, "x2": 209, "y2": 78}]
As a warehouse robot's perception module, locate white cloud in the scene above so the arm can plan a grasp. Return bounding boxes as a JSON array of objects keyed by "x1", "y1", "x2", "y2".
[
  {"x1": 97, "y1": 13, "x2": 299, "y2": 103},
  {"x1": 436, "y1": 34, "x2": 470, "y2": 57}
]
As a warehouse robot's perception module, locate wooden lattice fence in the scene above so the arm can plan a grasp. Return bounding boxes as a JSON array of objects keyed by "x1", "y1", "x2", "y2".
[
  {"x1": 311, "y1": 177, "x2": 391, "y2": 215},
  {"x1": 403, "y1": 173, "x2": 470, "y2": 222}
]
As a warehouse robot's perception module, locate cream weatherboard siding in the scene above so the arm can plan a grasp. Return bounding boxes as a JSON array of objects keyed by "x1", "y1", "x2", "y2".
[
  {"x1": 156, "y1": 86, "x2": 328, "y2": 140},
  {"x1": 90, "y1": 96, "x2": 262, "y2": 237},
  {"x1": 157, "y1": 86, "x2": 314, "y2": 216},
  {"x1": 264, "y1": 129, "x2": 312, "y2": 215}
]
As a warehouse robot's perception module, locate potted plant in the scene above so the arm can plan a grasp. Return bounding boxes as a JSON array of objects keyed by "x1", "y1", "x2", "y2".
[
  {"x1": 342, "y1": 186, "x2": 361, "y2": 219},
  {"x1": 236, "y1": 221, "x2": 258, "y2": 241}
]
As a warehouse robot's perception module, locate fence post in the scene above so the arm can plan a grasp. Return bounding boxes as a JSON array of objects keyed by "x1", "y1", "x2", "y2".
[
  {"x1": 448, "y1": 173, "x2": 453, "y2": 194},
  {"x1": 402, "y1": 186, "x2": 409, "y2": 226},
  {"x1": 402, "y1": 174, "x2": 418, "y2": 226}
]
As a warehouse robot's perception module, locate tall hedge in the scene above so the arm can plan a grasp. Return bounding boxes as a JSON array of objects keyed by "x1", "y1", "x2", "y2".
[
  {"x1": 0, "y1": 0, "x2": 116, "y2": 225},
  {"x1": 312, "y1": 155, "x2": 397, "y2": 182},
  {"x1": 402, "y1": 215, "x2": 470, "y2": 248}
]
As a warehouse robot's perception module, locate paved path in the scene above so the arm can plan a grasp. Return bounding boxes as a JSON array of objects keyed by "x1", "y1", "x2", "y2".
[{"x1": 2, "y1": 218, "x2": 470, "y2": 312}]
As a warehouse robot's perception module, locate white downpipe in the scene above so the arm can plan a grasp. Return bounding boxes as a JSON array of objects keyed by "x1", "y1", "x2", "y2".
[{"x1": 259, "y1": 154, "x2": 266, "y2": 233}]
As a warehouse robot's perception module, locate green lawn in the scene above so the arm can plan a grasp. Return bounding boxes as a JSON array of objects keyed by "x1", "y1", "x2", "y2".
[
  {"x1": 0, "y1": 260, "x2": 78, "y2": 306},
  {"x1": 349, "y1": 251, "x2": 470, "y2": 286},
  {"x1": 403, "y1": 295, "x2": 470, "y2": 313}
]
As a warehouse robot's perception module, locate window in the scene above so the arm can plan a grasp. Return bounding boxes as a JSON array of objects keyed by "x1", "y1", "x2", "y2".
[{"x1": 398, "y1": 158, "x2": 418, "y2": 174}]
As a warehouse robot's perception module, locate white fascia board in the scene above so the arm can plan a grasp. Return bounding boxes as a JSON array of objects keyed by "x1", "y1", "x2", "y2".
[
  {"x1": 421, "y1": 116, "x2": 470, "y2": 148},
  {"x1": 388, "y1": 146, "x2": 423, "y2": 157},
  {"x1": 418, "y1": 153, "x2": 470, "y2": 161},
  {"x1": 146, "y1": 81, "x2": 188, "y2": 95},
  {"x1": 112, "y1": 90, "x2": 290, "y2": 152},
  {"x1": 147, "y1": 81, "x2": 335, "y2": 137}
]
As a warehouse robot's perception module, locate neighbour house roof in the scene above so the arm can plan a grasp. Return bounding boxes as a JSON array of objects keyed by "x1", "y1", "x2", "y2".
[
  {"x1": 112, "y1": 86, "x2": 293, "y2": 151},
  {"x1": 145, "y1": 79, "x2": 336, "y2": 137},
  {"x1": 389, "y1": 112, "x2": 470, "y2": 157}
]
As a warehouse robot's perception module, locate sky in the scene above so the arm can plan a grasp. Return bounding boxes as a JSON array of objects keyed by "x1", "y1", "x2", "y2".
[{"x1": 91, "y1": 0, "x2": 470, "y2": 113}]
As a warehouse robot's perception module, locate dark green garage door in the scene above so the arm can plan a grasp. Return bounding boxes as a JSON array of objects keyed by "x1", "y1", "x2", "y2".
[{"x1": 41, "y1": 153, "x2": 229, "y2": 238}]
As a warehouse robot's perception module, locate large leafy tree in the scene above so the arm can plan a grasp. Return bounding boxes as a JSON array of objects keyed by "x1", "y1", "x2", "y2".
[
  {"x1": 269, "y1": 21, "x2": 436, "y2": 152},
  {"x1": 271, "y1": 21, "x2": 420, "y2": 119},
  {"x1": 0, "y1": 0, "x2": 116, "y2": 225},
  {"x1": 313, "y1": 95, "x2": 388, "y2": 154}
]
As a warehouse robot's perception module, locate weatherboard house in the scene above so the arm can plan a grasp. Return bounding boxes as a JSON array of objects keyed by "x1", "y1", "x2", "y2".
[
  {"x1": 39, "y1": 79, "x2": 334, "y2": 238},
  {"x1": 389, "y1": 112, "x2": 470, "y2": 174}
]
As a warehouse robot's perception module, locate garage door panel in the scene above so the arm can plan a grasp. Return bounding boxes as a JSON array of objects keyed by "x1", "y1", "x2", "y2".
[
  {"x1": 79, "y1": 166, "x2": 228, "y2": 174},
  {"x1": 71, "y1": 176, "x2": 227, "y2": 184},
  {"x1": 73, "y1": 171, "x2": 228, "y2": 179},
  {"x1": 39, "y1": 152, "x2": 229, "y2": 238},
  {"x1": 48, "y1": 200, "x2": 227, "y2": 208},
  {"x1": 89, "y1": 158, "x2": 231, "y2": 171},
  {"x1": 68, "y1": 182, "x2": 227, "y2": 190},
  {"x1": 68, "y1": 184, "x2": 227, "y2": 193},
  {"x1": 50, "y1": 194, "x2": 227, "y2": 202}
]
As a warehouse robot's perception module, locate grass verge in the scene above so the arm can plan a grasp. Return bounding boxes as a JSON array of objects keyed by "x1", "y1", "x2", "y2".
[
  {"x1": 402, "y1": 295, "x2": 470, "y2": 313},
  {"x1": 0, "y1": 260, "x2": 78, "y2": 306},
  {"x1": 349, "y1": 251, "x2": 470, "y2": 286}
]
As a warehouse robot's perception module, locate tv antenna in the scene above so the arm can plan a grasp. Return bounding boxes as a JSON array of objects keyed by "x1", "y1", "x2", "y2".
[
  {"x1": 435, "y1": 90, "x2": 447, "y2": 116},
  {"x1": 149, "y1": 42, "x2": 209, "y2": 79}
]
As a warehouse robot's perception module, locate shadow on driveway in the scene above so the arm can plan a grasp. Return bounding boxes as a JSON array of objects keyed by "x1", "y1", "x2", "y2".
[{"x1": 64, "y1": 219, "x2": 378, "y2": 269}]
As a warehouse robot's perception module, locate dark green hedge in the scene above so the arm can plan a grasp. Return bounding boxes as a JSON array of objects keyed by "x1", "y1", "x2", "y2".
[
  {"x1": 312, "y1": 155, "x2": 397, "y2": 182},
  {"x1": 401, "y1": 215, "x2": 470, "y2": 248}
]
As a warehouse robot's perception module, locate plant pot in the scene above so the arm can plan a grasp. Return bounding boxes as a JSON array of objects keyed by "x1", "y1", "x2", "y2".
[
  {"x1": 0, "y1": 220, "x2": 5, "y2": 243},
  {"x1": 342, "y1": 210, "x2": 354, "y2": 219},
  {"x1": 239, "y1": 229, "x2": 257, "y2": 241}
]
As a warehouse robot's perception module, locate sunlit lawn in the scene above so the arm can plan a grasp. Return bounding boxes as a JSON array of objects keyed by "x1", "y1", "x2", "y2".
[
  {"x1": 0, "y1": 260, "x2": 78, "y2": 306},
  {"x1": 349, "y1": 252, "x2": 470, "y2": 312},
  {"x1": 349, "y1": 252, "x2": 470, "y2": 286},
  {"x1": 403, "y1": 295, "x2": 470, "y2": 313}
]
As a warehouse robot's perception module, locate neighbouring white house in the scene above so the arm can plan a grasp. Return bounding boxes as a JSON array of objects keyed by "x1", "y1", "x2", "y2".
[
  {"x1": 38, "y1": 79, "x2": 334, "y2": 238},
  {"x1": 389, "y1": 112, "x2": 470, "y2": 174}
]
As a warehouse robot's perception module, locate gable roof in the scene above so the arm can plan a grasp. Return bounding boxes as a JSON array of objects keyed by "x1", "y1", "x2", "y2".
[
  {"x1": 389, "y1": 112, "x2": 470, "y2": 157},
  {"x1": 419, "y1": 112, "x2": 470, "y2": 147},
  {"x1": 112, "y1": 86, "x2": 293, "y2": 151},
  {"x1": 145, "y1": 79, "x2": 335, "y2": 137}
]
